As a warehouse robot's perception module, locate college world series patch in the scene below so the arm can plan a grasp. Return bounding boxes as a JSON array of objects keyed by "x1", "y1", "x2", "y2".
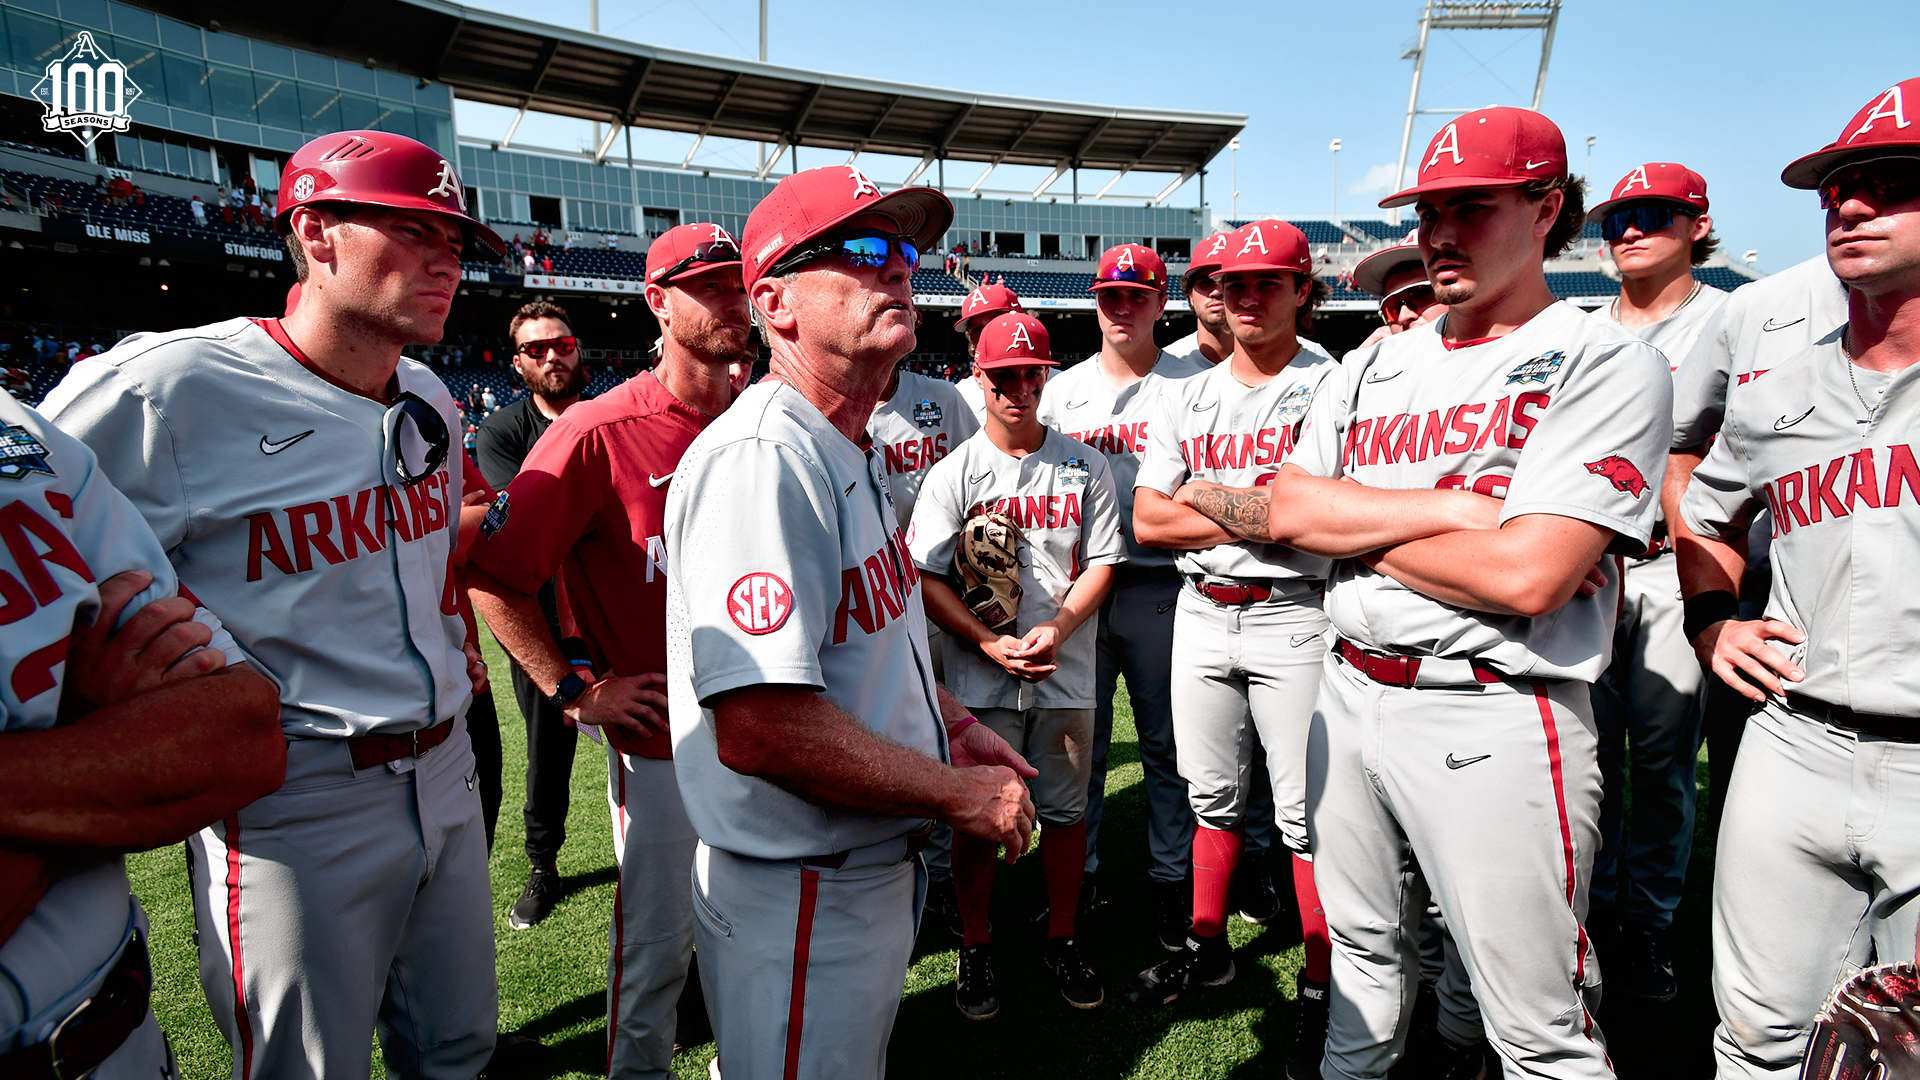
[
  {"x1": 912, "y1": 400, "x2": 944, "y2": 428},
  {"x1": 1506, "y1": 350, "x2": 1565, "y2": 385},
  {"x1": 1056, "y1": 458, "x2": 1091, "y2": 486},
  {"x1": 480, "y1": 491, "x2": 510, "y2": 536},
  {"x1": 0, "y1": 424, "x2": 54, "y2": 480}
]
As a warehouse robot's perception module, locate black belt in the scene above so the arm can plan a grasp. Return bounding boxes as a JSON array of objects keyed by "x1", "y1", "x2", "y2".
[
  {"x1": 0, "y1": 932, "x2": 150, "y2": 1080},
  {"x1": 801, "y1": 827, "x2": 931, "y2": 870},
  {"x1": 1788, "y1": 693, "x2": 1920, "y2": 743}
]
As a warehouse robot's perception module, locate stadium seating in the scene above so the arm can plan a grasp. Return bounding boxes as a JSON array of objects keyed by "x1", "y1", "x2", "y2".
[
  {"x1": 1692, "y1": 267, "x2": 1749, "y2": 292},
  {"x1": 1321, "y1": 277, "x2": 1374, "y2": 303},
  {"x1": 1343, "y1": 219, "x2": 1405, "y2": 242},
  {"x1": 1287, "y1": 220, "x2": 1350, "y2": 244},
  {"x1": 999, "y1": 270, "x2": 1096, "y2": 298},
  {"x1": 540, "y1": 248, "x2": 647, "y2": 279},
  {"x1": 1545, "y1": 271, "x2": 1621, "y2": 297}
]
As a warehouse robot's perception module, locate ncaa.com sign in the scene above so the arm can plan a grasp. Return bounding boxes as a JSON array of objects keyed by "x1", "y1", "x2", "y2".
[{"x1": 30, "y1": 31, "x2": 143, "y2": 148}]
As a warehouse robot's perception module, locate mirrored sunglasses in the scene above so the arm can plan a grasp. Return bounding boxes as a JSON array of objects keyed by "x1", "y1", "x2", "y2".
[
  {"x1": 771, "y1": 232, "x2": 920, "y2": 277},
  {"x1": 517, "y1": 336, "x2": 578, "y2": 360},
  {"x1": 1601, "y1": 203, "x2": 1688, "y2": 242},
  {"x1": 1818, "y1": 162, "x2": 1920, "y2": 211}
]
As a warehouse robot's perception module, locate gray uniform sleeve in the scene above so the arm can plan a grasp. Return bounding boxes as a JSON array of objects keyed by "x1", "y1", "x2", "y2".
[
  {"x1": 1080, "y1": 454, "x2": 1128, "y2": 567},
  {"x1": 909, "y1": 455, "x2": 966, "y2": 576},
  {"x1": 1670, "y1": 303, "x2": 1734, "y2": 450},
  {"x1": 1679, "y1": 417, "x2": 1759, "y2": 542},
  {"x1": 1134, "y1": 391, "x2": 1188, "y2": 497},
  {"x1": 40, "y1": 361, "x2": 192, "y2": 550}
]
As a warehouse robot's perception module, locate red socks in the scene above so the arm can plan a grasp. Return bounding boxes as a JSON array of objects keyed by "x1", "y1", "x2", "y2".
[
  {"x1": 1191, "y1": 825, "x2": 1244, "y2": 938},
  {"x1": 1041, "y1": 820, "x2": 1087, "y2": 939},
  {"x1": 952, "y1": 831, "x2": 998, "y2": 947},
  {"x1": 1293, "y1": 853, "x2": 1331, "y2": 982}
]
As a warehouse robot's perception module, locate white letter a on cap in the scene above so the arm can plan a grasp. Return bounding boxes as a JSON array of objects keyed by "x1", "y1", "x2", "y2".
[
  {"x1": 1850, "y1": 85, "x2": 1911, "y2": 144},
  {"x1": 1237, "y1": 225, "x2": 1268, "y2": 255},
  {"x1": 1424, "y1": 124, "x2": 1463, "y2": 172},
  {"x1": 1116, "y1": 247, "x2": 1135, "y2": 271},
  {"x1": 1008, "y1": 321, "x2": 1034, "y2": 352},
  {"x1": 1620, "y1": 165, "x2": 1650, "y2": 193}
]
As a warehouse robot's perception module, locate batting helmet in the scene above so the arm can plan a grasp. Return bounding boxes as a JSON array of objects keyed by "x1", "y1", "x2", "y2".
[{"x1": 275, "y1": 130, "x2": 506, "y2": 256}]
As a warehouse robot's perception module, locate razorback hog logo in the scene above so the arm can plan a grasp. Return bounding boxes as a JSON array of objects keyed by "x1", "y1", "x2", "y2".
[{"x1": 1585, "y1": 456, "x2": 1648, "y2": 498}]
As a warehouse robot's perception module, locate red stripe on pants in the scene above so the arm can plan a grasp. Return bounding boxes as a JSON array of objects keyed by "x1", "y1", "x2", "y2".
[
  {"x1": 223, "y1": 814, "x2": 255, "y2": 1079},
  {"x1": 784, "y1": 868, "x2": 822, "y2": 1080},
  {"x1": 608, "y1": 764, "x2": 628, "y2": 1074},
  {"x1": 1529, "y1": 683, "x2": 1603, "y2": 1048}
]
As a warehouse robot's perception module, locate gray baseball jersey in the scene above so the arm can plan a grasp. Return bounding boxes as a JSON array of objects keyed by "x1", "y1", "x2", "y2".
[
  {"x1": 1291, "y1": 302, "x2": 1671, "y2": 682},
  {"x1": 1592, "y1": 284, "x2": 1729, "y2": 370},
  {"x1": 1137, "y1": 350, "x2": 1338, "y2": 581},
  {"x1": 1671, "y1": 256, "x2": 1848, "y2": 449},
  {"x1": 1160, "y1": 332, "x2": 1333, "y2": 370},
  {"x1": 867, "y1": 369, "x2": 978, "y2": 531},
  {"x1": 0, "y1": 393, "x2": 242, "y2": 1056},
  {"x1": 909, "y1": 428, "x2": 1126, "y2": 710},
  {"x1": 666, "y1": 378, "x2": 945, "y2": 861},
  {"x1": 955, "y1": 374, "x2": 988, "y2": 424},
  {"x1": 40, "y1": 318, "x2": 471, "y2": 737},
  {"x1": 1682, "y1": 332, "x2": 1920, "y2": 715},
  {"x1": 1036, "y1": 350, "x2": 1207, "y2": 568}
]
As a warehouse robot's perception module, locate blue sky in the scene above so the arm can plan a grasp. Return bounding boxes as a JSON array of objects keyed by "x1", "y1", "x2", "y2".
[{"x1": 461, "y1": 0, "x2": 1920, "y2": 272}]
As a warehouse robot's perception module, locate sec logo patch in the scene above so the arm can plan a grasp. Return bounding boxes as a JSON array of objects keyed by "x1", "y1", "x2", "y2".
[{"x1": 727, "y1": 572, "x2": 794, "y2": 635}]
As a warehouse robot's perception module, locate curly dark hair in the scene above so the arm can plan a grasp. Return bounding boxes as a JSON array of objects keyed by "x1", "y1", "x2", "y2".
[{"x1": 1521, "y1": 175, "x2": 1589, "y2": 259}]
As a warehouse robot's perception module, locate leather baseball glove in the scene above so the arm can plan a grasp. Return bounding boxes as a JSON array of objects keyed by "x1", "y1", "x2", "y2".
[
  {"x1": 1801, "y1": 962, "x2": 1920, "y2": 1079},
  {"x1": 955, "y1": 511, "x2": 1022, "y2": 635}
]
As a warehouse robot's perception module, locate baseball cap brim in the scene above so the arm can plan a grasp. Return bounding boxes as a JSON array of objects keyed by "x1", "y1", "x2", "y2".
[
  {"x1": 1782, "y1": 148, "x2": 1920, "y2": 190},
  {"x1": 973, "y1": 356, "x2": 1060, "y2": 370},
  {"x1": 1378, "y1": 173, "x2": 1532, "y2": 210},
  {"x1": 1087, "y1": 279, "x2": 1163, "y2": 293},
  {"x1": 953, "y1": 307, "x2": 1011, "y2": 331},
  {"x1": 1351, "y1": 247, "x2": 1426, "y2": 298},
  {"x1": 770, "y1": 187, "x2": 954, "y2": 277}
]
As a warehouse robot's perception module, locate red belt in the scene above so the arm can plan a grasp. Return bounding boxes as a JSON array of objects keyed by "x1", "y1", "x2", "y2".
[
  {"x1": 1189, "y1": 577, "x2": 1273, "y2": 605},
  {"x1": 349, "y1": 717, "x2": 454, "y2": 771},
  {"x1": 801, "y1": 827, "x2": 931, "y2": 870},
  {"x1": 1336, "y1": 638, "x2": 1504, "y2": 688},
  {"x1": 0, "y1": 932, "x2": 149, "y2": 1080}
]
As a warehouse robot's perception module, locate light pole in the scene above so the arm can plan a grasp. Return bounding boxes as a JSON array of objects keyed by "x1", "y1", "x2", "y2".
[
  {"x1": 1585, "y1": 134, "x2": 1596, "y2": 181},
  {"x1": 1329, "y1": 138, "x2": 1342, "y2": 222},
  {"x1": 1230, "y1": 136, "x2": 1240, "y2": 220}
]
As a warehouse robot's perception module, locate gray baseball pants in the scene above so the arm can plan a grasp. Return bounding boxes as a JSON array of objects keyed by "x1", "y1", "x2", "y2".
[
  {"x1": 1711, "y1": 700, "x2": 1920, "y2": 1079},
  {"x1": 606, "y1": 750, "x2": 698, "y2": 1079},
  {"x1": 1086, "y1": 573, "x2": 1192, "y2": 884},
  {"x1": 189, "y1": 722, "x2": 496, "y2": 1080},
  {"x1": 1309, "y1": 654, "x2": 1611, "y2": 1079}
]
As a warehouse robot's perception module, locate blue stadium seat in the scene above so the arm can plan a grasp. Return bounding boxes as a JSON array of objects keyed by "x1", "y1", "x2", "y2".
[
  {"x1": 1692, "y1": 267, "x2": 1749, "y2": 292},
  {"x1": 1344, "y1": 219, "x2": 1405, "y2": 242},
  {"x1": 1545, "y1": 271, "x2": 1621, "y2": 297},
  {"x1": 1287, "y1": 220, "x2": 1349, "y2": 244},
  {"x1": 911, "y1": 270, "x2": 966, "y2": 295},
  {"x1": 998, "y1": 270, "x2": 1096, "y2": 299}
]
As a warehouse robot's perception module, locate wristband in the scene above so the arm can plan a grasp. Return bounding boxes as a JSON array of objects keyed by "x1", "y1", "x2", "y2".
[
  {"x1": 948, "y1": 715, "x2": 980, "y2": 739},
  {"x1": 1683, "y1": 590, "x2": 1740, "y2": 644}
]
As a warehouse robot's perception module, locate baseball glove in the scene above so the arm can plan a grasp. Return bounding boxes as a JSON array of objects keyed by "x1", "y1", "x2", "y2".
[
  {"x1": 1801, "y1": 962, "x2": 1920, "y2": 1079},
  {"x1": 954, "y1": 511, "x2": 1023, "y2": 635}
]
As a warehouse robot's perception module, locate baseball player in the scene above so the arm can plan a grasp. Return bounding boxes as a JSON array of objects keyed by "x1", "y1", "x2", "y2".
[
  {"x1": 666, "y1": 164, "x2": 1036, "y2": 1080},
  {"x1": 1124, "y1": 219, "x2": 1339, "y2": 1062},
  {"x1": 469, "y1": 221, "x2": 751, "y2": 1079},
  {"x1": 1270, "y1": 107, "x2": 1671, "y2": 1079},
  {"x1": 1679, "y1": 78, "x2": 1920, "y2": 1080},
  {"x1": 1579, "y1": 162, "x2": 1733, "y2": 1002},
  {"x1": 952, "y1": 279, "x2": 1026, "y2": 422},
  {"x1": 0, "y1": 393, "x2": 282, "y2": 1080},
  {"x1": 911, "y1": 311, "x2": 1124, "y2": 1018},
  {"x1": 1037, "y1": 243, "x2": 1208, "y2": 947},
  {"x1": 1164, "y1": 232, "x2": 1234, "y2": 365},
  {"x1": 1354, "y1": 230, "x2": 1448, "y2": 349},
  {"x1": 43, "y1": 129, "x2": 501, "y2": 1080}
]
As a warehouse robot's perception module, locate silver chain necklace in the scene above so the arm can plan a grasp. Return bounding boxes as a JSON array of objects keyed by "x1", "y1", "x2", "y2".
[{"x1": 1842, "y1": 329, "x2": 1877, "y2": 423}]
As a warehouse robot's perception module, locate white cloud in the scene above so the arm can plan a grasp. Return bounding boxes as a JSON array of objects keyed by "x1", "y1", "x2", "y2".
[{"x1": 1350, "y1": 163, "x2": 1401, "y2": 196}]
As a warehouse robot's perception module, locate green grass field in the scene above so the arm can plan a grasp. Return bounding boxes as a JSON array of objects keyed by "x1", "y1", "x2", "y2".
[{"x1": 128, "y1": 628, "x2": 1721, "y2": 1078}]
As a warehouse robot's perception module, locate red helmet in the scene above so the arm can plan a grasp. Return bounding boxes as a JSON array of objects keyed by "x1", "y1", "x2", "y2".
[{"x1": 275, "y1": 130, "x2": 506, "y2": 256}]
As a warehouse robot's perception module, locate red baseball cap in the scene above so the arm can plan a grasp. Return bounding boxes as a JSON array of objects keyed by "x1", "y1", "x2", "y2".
[
  {"x1": 1782, "y1": 78, "x2": 1920, "y2": 189},
  {"x1": 1350, "y1": 230, "x2": 1424, "y2": 298},
  {"x1": 1588, "y1": 163, "x2": 1709, "y2": 222},
  {"x1": 646, "y1": 222, "x2": 742, "y2": 285},
  {"x1": 953, "y1": 280, "x2": 1025, "y2": 331},
  {"x1": 1088, "y1": 243, "x2": 1167, "y2": 294},
  {"x1": 741, "y1": 165, "x2": 952, "y2": 290},
  {"x1": 1183, "y1": 231, "x2": 1234, "y2": 290},
  {"x1": 1213, "y1": 220, "x2": 1313, "y2": 278},
  {"x1": 275, "y1": 129, "x2": 505, "y2": 255},
  {"x1": 1380, "y1": 107, "x2": 1568, "y2": 209},
  {"x1": 973, "y1": 312, "x2": 1057, "y2": 369}
]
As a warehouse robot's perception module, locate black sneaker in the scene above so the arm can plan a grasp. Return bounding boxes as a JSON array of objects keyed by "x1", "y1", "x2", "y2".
[
  {"x1": 1026, "y1": 872, "x2": 1099, "y2": 937},
  {"x1": 1153, "y1": 878, "x2": 1192, "y2": 953},
  {"x1": 1285, "y1": 974, "x2": 1329, "y2": 1080},
  {"x1": 479, "y1": 1032, "x2": 542, "y2": 1078},
  {"x1": 925, "y1": 877, "x2": 965, "y2": 939},
  {"x1": 507, "y1": 863, "x2": 562, "y2": 930},
  {"x1": 1431, "y1": 1036, "x2": 1489, "y2": 1080},
  {"x1": 1122, "y1": 933, "x2": 1233, "y2": 1007},
  {"x1": 1044, "y1": 936, "x2": 1105, "y2": 1009},
  {"x1": 955, "y1": 943, "x2": 1000, "y2": 1020},
  {"x1": 1234, "y1": 848, "x2": 1282, "y2": 925},
  {"x1": 1615, "y1": 925, "x2": 1678, "y2": 1002}
]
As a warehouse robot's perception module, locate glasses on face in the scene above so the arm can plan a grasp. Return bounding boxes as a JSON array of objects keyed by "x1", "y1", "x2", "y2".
[
  {"x1": 1601, "y1": 203, "x2": 1689, "y2": 242},
  {"x1": 655, "y1": 239, "x2": 740, "y2": 284},
  {"x1": 517, "y1": 336, "x2": 578, "y2": 360},
  {"x1": 1100, "y1": 263, "x2": 1162, "y2": 286},
  {"x1": 771, "y1": 231, "x2": 920, "y2": 277},
  {"x1": 383, "y1": 391, "x2": 450, "y2": 486},
  {"x1": 1818, "y1": 162, "x2": 1920, "y2": 211},
  {"x1": 1380, "y1": 282, "x2": 1438, "y2": 323}
]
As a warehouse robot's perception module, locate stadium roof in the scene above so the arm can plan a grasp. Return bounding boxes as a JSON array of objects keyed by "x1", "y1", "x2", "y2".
[{"x1": 139, "y1": 0, "x2": 1245, "y2": 177}]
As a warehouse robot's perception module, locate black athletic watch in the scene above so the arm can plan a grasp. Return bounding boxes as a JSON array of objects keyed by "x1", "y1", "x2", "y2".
[{"x1": 547, "y1": 671, "x2": 592, "y2": 712}]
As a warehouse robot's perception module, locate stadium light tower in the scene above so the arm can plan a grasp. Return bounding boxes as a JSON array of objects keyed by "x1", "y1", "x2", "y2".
[
  {"x1": 1230, "y1": 136, "x2": 1240, "y2": 219},
  {"x1": 1329, "y1": 138, "x2": 1342, "y2": 222},
  {"x1": 1389, "y1": 0, "x2": 1564, "y2": 224},
  {"x1": 1585, "y1": 134, "x2": 1596, "y2": 180}
]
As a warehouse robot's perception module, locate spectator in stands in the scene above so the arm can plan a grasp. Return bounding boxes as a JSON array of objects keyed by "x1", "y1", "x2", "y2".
[
  {"x1": 468, "y1": 382, "x2": 485, "y2": 415},
  {"x1": 106, "y1": 176, "x2": 135, "y2": 208},
  {"x1": 563, "y1": 233, "x2": 574, "y2": 252},
  {"x1": 541, "y1": 255, "x2": 554, "y2": 274},
  {"x1": 464, "y1": 424, "x2": 478, "y2": 453},
  {"x1": 247, "y1": 192, "x2": 265, "y2": 232},
  {"x1": 482, "y1": 385, "x2": 497, "y2": 413},
  {"x1": 92, "y1": 175, "x2": 108, "y2": 204},
  {"x1": 523, "y1": 251, "x2": 536, "y2": 274},
  {"x1": 190, "y1": 194, "x2": 207, "y2": 226},
  {"x1": 605, "y1": 231, "x2": 618, "y2": 250},
  {"x1": 217, "y1": 191, "x2": 233, "y2": 225}
]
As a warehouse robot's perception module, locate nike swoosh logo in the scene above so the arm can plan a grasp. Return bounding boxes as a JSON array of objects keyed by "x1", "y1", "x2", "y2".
[
  {"x1": 1365, "y1": 370, "x2": 1402, "y2": 383},
  {"x1": 1156, "y1": 601, "x2": 1176, "y2": 614},
  {"x1": 1761, "y1": 316, "x2": 1805, "y2": 333},
  {"x1": 1774, "y1": 407, "x2": 1815, "y2": 431},
  {"x1": 259, "y1": 430, "x2": 315, "y2": 455},
  {"x1": 648, "y1": 472, "x2": 672, "y2": 487},
  {"x1": 1445, "y1": 753, "x2": 1492, "y2": 770},
  {"x1": 1524, "y1": 159, "x2": 1552, "y2": 169},
  {"x1": 1192, "y1": 400, "x2": 1218, "y2": 412},
  {"x1": 1291, "y1": 633, "x2": 1319, "y2": 647},
  {"x1": 1065, "y1": 399, "x2": 1089, "y2": 409},
  {"x1": 969, "y1": 472, "x2": 996, "y2": 486},
  {"x1": 844, "y1": 481, "x2": 857, "y2": 496}
]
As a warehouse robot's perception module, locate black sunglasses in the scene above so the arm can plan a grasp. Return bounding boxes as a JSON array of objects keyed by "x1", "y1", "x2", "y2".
[
  {"x1": 768, "y1": 231, "x2": 920, "y2": 277},
  {"x1": 1818, "y1": 161, "x2": 1920, "y2": 211},
  {"x1": 517, "y1": 335, "x2": 578, "y2": 360},
  {"x1": 655, "y1": 239, "x2": 741, "y2": 284},
  {"x1": 1601, "y1": 203, "x2": 1691, "y2": 242},
  {"x1": 382, "y1": 391, "x2": 450, "y2": 486}
]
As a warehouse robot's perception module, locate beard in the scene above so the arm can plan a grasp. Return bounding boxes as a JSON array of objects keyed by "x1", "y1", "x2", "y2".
[
  {"x1": 1433, "y1": 280, "x2": 1476, "y2": 307},
  {"x1": 678, "y1": 320, "x2": 757, "y2": 365},
  {"x1": 1195, "y1": 305, "x2": 1232, "y2": 335},
  {"x1": 525, "y1": 363, "x2": 587, "y2": 400}
]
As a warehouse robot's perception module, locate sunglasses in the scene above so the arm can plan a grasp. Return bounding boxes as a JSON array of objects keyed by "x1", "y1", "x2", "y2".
[
  {"x1": 1818, "y1": 162, "x2": 1920, "y2": 211},
  {"x1": 1380, "y1": 282, "x2": 1438, "y2": 322},
  {"x1": 655, "y1": 238, "x2": 740, "y2": 284},
  {"x1": 382, "y1": 391, "x2": 450, "y2": 486},
  {"x1": 517, "y1": 336, "x2": 578, "y2": 360},
  {"x1": 769, "y1": 231, "x2": 920, "y2": 277},
  {"x1": 1100, "y1": 263, "x2": 1162, "y2": 286},
  {"x1": 1600, "y1": 203, "x2": 1691, "y2": 242}
]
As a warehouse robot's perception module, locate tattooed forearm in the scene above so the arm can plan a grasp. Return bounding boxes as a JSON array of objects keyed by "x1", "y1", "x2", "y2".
[{"x1": 1184, "y1": 482, "x2": 1273, "y2": 542}]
